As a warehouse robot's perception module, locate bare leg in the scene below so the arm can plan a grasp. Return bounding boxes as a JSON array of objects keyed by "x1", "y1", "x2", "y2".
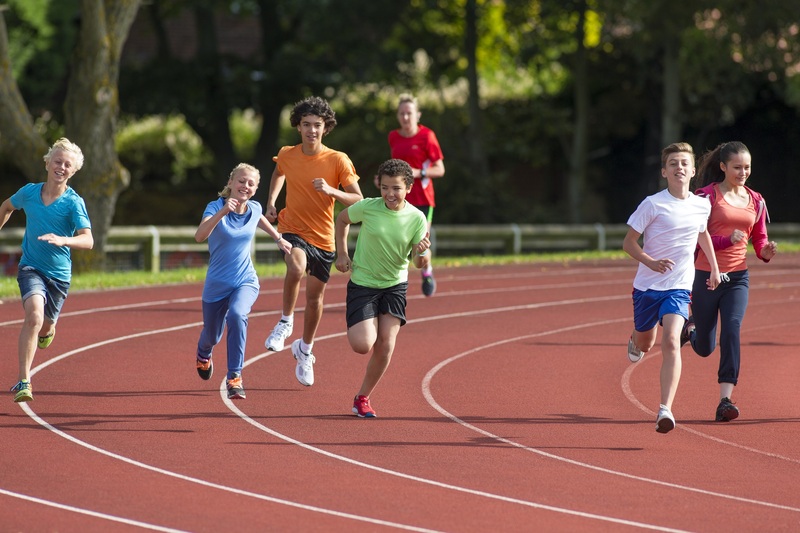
[
  {"x1": 18, "y1": 295, "x2": 45, "y2": 381},
  {"x1": 659, "y1": 314, "x2": 684, "y2": 410},
  {"x1": 302, "y1": 275, "x2": 328, "y2": 345}
]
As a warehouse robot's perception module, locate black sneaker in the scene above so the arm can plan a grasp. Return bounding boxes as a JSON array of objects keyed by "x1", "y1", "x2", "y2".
[
  {"x1": 196, "y1": 358, "x2": 213, "y2": 380},
  {"x1": 680, "y1": 316, "x2": 695, "y2": 347},
  {"x1": 226, "y1": 374, "x2": 246, "y2": 400},
  {"x1": 715, "y1": 397, "x2": 739, "y2": 422},
  {"x1": 422, "y1": 273, "x2": 436, "y2": 297}
]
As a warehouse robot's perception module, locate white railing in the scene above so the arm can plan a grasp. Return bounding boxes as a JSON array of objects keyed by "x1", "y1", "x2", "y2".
[{"x1": 2, "y1": 223, "x2": 800, "y2": 273}]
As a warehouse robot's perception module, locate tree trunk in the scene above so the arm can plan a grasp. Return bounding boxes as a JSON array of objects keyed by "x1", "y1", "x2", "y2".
[
  {"x1": 0, "y1": 12, "x2": 49, "y2": 181},
  {"x1": 464, "y1": 0, "x2": 491, "y2": 219},
  {"x1": 64, "y1": 0, "x2": 140, "y2": 272},
  {"x1": 568, "y1": 0, "x2": 589, "y2": 223}
]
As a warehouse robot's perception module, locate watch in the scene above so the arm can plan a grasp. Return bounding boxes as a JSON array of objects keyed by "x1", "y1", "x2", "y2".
[{"x1": 420, "y1": 168, "x2": 427, "y2": 178}]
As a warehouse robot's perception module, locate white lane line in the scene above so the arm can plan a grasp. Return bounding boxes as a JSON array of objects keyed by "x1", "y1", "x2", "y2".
[
  {"x1": 0, "y1": 488, "x2": 189, "y2": 532},
  {"x1": 11, "y1": 282, "x2": 799, "y2": 529},
  {"x1": 420, "y1": 319, "x2": 800, "y2": 514}
]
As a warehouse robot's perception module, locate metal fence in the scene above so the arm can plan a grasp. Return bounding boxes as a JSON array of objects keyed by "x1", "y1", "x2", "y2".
[{"x1": 2, "y1": 223, "x2": 800, "y2": 274}]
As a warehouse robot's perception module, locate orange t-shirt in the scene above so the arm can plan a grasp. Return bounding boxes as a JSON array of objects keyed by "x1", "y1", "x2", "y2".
[
  {"x1": 275, "y1": 145, "x2": 359, "y2": 251},
  {"x1": 695, "y1": 184, "x2": 756, "y2": 273}
]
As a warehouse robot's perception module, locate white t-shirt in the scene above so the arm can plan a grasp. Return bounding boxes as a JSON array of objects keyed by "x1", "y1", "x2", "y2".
[{"x1": 627, "y1": 188, "x2": 711, "y2": 291}]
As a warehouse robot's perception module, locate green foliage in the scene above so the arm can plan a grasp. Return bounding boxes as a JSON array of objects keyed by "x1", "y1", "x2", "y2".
[
  {"x1": 116, "y1": 115, "x2": 211, "y2": 187},
  {"x1": 230, "y1": 109, "x2": 262, "y2": 161}
]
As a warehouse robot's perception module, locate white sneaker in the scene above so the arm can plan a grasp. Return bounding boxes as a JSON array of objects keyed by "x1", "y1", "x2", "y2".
[
  {"x1": 656, "y1": 406, "x2": 675, "y2": 434},
  {"x1": 265, "y1": 320, "x2": 293, "y2": 351},
  {"x1": 627, "y1": 336, "x2": 644, "y2": 363},
  {"x1": 291, "y1": 339, "x2": 315, "y2": 386}
]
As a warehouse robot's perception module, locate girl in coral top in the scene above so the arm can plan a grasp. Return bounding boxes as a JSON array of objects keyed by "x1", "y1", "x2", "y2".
[{"x1": 682, "y1": 142, "x2": 777, "y2": 422}]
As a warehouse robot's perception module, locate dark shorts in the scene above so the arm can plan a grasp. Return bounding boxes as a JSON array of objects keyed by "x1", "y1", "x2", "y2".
[
  {"x1": 413, "y1": 205, "x2": 434, "y2": 224},
  {"x1": 17, "y1": 266, "x2": 70, "y2": 323},
  {"x1": 282, "y1": 233, "x2": 335, "y2": 283},
  {"x1": 346, "y1": 280, "x2": 408, "y2": 328}
]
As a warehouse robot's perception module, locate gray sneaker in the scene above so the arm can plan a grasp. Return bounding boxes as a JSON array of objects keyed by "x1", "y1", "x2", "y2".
[
  {"x1": 656, "y1": 406, "x2": 675, "y2": 433},
  {"x1": 291, "y1": 339, "x2": 315, "y2": 386},
  {"x1": 266, "y1": 320, "x2": 293, "y2": 352},
  {"x1": 627, "y1": 336, "x2": 644, "y2": 363}
]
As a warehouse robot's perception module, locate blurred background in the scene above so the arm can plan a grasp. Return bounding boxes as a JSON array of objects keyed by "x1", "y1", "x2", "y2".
[{"x1": 2, "y1": 0, "x2": 799, "y2": 271}]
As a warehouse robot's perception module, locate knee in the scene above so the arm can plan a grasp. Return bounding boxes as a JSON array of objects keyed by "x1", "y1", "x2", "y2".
[{"x1": 351, "y1": 342, "x2": 372, "y2": 355}]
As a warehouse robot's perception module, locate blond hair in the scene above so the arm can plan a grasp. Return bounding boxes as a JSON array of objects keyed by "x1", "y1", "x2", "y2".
[
  {"x1": 219, "y1": 163, "x2": 260, "y2": 198},
  {"x1": 397, "y1": 93, "x2": 419, "y2": 109},
  {"x1": 44, "y1": 137, "x2": 84, "y2": 171}
]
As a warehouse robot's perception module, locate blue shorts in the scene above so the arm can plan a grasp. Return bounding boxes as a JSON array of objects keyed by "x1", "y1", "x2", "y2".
[
  {"x1": 17, "y1": 266, "x2": 70, "y2": 323},
  {"x1": 631, "y1": 288, "x2": 690, "y2": 332}
]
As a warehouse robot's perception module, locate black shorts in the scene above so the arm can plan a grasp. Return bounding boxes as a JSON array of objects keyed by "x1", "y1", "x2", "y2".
[
  {"x1": 282, "y1": 233, "x2": 335, "y2": 283},
  {"x1": 346, "y1": 280, "x2": 408, "y2": 328}
]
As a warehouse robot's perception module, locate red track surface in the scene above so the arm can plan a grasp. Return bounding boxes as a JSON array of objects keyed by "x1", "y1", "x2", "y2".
[{"x1": 1, "y1": 254, "x2": 799, "y2": 532}]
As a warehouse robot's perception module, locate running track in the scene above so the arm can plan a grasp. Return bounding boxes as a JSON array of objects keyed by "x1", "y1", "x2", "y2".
[{"x1": 1, "y1": 253, "x2": 799, "y2": 532}]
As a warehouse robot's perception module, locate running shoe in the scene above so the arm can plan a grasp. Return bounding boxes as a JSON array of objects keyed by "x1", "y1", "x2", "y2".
[
  {"x1": 265, "y1": 320, "x2": 293, "y2": 352},
  {"x1": 656, "y1": 405, "x2": 675, "y2": 433},
  {"x1": 627, "y1": 336, "x2": 644, "y2": 363},
  {"x1": 680, "y1": 316, "x2": 695, "y2": 347},
  {"x1": 196, "y1": 358, "x2": 213, "y2": 380},
  {"x1": 352, "y1": 395, "x2": 376, "y2": 418},
  {"x1": 226, "y1": 374, "x2": 246, "y2": 400},
  {"x1": 422, "y1": 273, "x2": 436, "y2": 297},
  {"x1": 10, "y1": 380, "x2": 33, "y2": 403},
  {"x1": 38, "y1": 330, "x2": 55, "y2": 349},
  {"x1": 715, "y1": 397, "x2": 739, "y2": 422},
  {"x1": 291, "y1": 340, "x2": 315, "y2": 386}
]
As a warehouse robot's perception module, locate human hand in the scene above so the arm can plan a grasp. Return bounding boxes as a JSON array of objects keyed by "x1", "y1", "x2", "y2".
[
  {"x1": 647, "y1": 258, "x2": 675, "y2": 274},
  {"x1": 415, "y1": 232, "x2": 431, "y2": 256},
  {"x1": 223, "y1": 197, "x2": 239, "y2": 213},
  {"x1": 265, "y1": 205, "x2": 278, "y2": 223},
  {"x1": 313, "y1": 178, "x2": 333, "y2": 196},
  {"x1": 762, "y1": 240, "x2": 778, "y2": 260},
  {"x1": 706, "y1": 272, "x2": 721, "y2": 290},
  {"x1": 277, "y1": 238, "x2": 293, "y2": 255},
  {"x1": 730, "y1": 229, "x2": 746, "y2": 244},
  {"x1": 335, "y1": 254, "x2": 352, "y2": 273},
  {"x1": 37, "y1": 233, "x2": 66, "y2": 247}
]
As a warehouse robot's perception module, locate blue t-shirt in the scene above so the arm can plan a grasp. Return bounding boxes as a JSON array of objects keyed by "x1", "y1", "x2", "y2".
[
  {"x1": 201, "y1": 198, "x2": 261, "y2": 303},
  {"x1": 10, "y1": 183, "x2": 91, "y2": 282}
]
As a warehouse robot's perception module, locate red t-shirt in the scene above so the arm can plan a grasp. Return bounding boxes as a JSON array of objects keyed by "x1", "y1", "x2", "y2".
[{"x1": 388, "y1": 125, "x2": 444, "y2": 207}]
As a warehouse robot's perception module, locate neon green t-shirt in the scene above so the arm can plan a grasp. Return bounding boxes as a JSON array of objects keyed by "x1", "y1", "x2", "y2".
[{"x1": 347, "y1": 197, "x2": 427, "y2": 289}]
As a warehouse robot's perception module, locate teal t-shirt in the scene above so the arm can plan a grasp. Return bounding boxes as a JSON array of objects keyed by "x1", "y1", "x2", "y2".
[
  {"x1": 10, "y1": 183, "x2": 91, "y2": 282},
  {"x1": 347, "y1": 197, "x2": 427, "y2": 289}
]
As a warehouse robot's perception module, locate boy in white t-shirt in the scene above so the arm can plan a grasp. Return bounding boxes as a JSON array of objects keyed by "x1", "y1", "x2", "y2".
[{"x1": 623, "y1": 142, "x2": 721, "y2": 434}]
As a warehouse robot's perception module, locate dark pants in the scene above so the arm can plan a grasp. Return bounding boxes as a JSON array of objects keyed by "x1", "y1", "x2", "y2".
[{"x1": 690, "y1": 269, "x2": 749, "y2": 385}]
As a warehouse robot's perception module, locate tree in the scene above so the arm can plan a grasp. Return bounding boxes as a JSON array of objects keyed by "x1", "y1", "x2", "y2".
[{"x1": 0, "y1": 0, "x2": 141, "y2": 271}]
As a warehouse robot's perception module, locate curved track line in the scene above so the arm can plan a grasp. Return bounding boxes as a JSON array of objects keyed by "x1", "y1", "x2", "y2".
[
  {"x1": 620, "y1": 318, "x2": 800, "y2": 465},
  {"x1": 14, "y1": 402, "x2": 442, "y2": 533},
  {"x1": 420, "y1": 320, "x2": 800, "y2": 514},
  {"x1": 16, "y1": 288, "x2": 799, "y2": 529},
  {"x1": 0, "y1": 488, "x2": 188, "y2": 532}
]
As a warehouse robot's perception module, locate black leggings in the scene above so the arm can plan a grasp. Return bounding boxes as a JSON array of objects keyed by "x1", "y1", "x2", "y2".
[{"x1": 690, "y1": 269, "x2": 749, "y2": 385}]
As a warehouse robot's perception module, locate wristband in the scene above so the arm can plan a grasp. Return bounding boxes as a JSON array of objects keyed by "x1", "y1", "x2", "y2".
[
  {"x1": 275, "y1": 234, "x2": 282, "y2": 243},
  {"x1": 418, "y1": 250, "x2": 429, "y2": 257}
]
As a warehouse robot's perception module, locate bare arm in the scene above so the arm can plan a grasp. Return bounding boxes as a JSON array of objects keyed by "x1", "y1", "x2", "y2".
[
  {"x1": 622, "y1": 227, "x2": 675, "y2": 274},
  {"x1": 313, "y1": 180, "x2": 363, "y2": 207},
  {"x1": 0, "y1": 198, "x2": 16, "y2": 230},
  {"x1": 334, "y1": 208, "x2": 352, "y2": 273},
  {"x1": 38, "y1": 227, "x2": 94, "y2": 250},
  {"x1": 195, "y1": 199, "x2": 236, "y2": 242},
  {"x1": 266, "y1": 167, "x2": 286, "y2": 223},
  {"x1": 418, "y1": 159, "x2": 445, "y2": 180},
  {"x1": 697, "y1": 230, "x2": 721, "y2": 290},
  {"x1": 258, "y1": 215, "x2": 292, "y2": 254},
  {"x1": 410, "y1": 232, "x2": 432, "y2": 270}
]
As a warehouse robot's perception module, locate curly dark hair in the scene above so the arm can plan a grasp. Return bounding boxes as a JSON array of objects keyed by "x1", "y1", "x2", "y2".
[
  {"x1": 289, "y1": 96, "x2": 337, "y2": 136},
  {"x1": 376, "y1": 159, "x2": 414, "y2": 188}
]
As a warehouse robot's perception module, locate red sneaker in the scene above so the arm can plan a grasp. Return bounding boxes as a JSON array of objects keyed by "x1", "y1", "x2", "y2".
[{"x1": 352, "y1": 395, "x2": 376, "y2": 418}]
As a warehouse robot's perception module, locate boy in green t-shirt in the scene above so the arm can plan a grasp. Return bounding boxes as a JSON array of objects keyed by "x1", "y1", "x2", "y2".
[{"x1": 334, "y1": 159, "x2": 431, "y2": 417}]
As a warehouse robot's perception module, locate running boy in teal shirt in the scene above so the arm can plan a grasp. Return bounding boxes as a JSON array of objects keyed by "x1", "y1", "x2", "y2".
[{"x1": 334, "y1": 159, "x2": 431, "y2": 417}]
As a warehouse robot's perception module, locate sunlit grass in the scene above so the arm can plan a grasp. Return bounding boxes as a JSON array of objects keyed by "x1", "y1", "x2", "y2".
[{"x1": 1, "y1": 245, "x2": 798, "y2": 300}]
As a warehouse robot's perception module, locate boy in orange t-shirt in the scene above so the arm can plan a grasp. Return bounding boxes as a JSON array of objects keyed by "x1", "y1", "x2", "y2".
[{"x1": 264, "y1": 96, "x2": 363, "y2": 387}]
